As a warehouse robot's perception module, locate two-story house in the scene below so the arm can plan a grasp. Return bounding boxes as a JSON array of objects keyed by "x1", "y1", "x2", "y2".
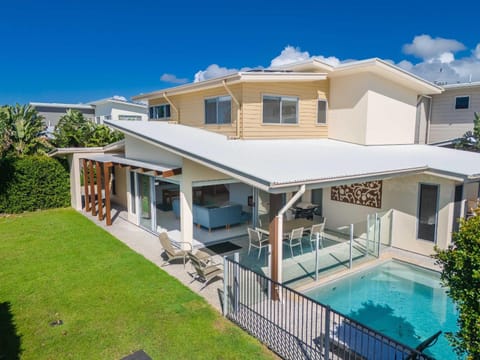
[
  {"x1": 427, "y1": 81, "x2": 480, "y2": 144},
  {"x1": 55, "y1": 58, "x2": 480, "y2": 285}
]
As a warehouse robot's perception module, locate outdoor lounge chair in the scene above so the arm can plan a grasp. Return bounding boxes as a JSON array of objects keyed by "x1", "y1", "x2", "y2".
[
  {"x1": 285, "y1": 227, "x2": 304, "y2": 257},
  {"x1": 189, "y1": 251, "x2": 223, "y2": 290},
  {"x1": 247, "y1": 227, "x2": 269, "y2": 259},
  {"x1": 158, "y1": 232, "x2": 192, "y2": 268}
]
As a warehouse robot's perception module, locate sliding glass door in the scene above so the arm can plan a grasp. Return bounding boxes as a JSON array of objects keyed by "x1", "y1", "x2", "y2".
[{"x1": 138, "y1": 174, "x2": 156, "y2": 232}]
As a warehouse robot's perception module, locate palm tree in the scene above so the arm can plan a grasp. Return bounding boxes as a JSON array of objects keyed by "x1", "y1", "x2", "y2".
[
  {"x1": 2, "y1": 104, "x2": 49, "y2": 156},
  {"x1": 0, "y1": 106, "x2": 13, "y2": 157}
]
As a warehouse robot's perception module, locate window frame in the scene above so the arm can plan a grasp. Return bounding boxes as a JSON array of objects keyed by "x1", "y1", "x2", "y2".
[
  {"x1": 204, "y1": 95, "x2": 232, "y2": 125},
  {"x1": 454, "y1": 95, "x2": 470, "y2": 110},
  {"x1": 317, "y1": 99, "x2": 328, "y2": 125},
  {"x1": 149, "y1": 104, "x2": 171, "y2": 120},
  {"x1": 416, "y1": 183, "x2": 440, "y2": 243},
  {"x1": 262, "y1": 94, "x2": 299, "y2": 125},
  {"x1": 118, "y1": 114, "x2": 142, "y2": 121}
]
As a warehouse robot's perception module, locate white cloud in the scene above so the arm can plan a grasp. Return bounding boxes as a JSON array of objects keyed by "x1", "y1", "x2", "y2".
[
  {"x1": 474, "y1": 43, "x2": 480, "y2": 59},
  {"x1": 193, "y1": 64, "x2": 244, "y2": 82},
  {"x1": 399, "y1": 35, "x2": 480, "y2": 84},
  {"x1": 402, "y1": 34, "x2": 465, "y2": 61},
  {"x1": 270, "y1": 45, "x2": 341, "y2": 67},
  {"x1": 270, "y1": 46, "x2": 312, "y2": 67},
  {"x1": 160, "y1": 73, "x2": 189, "y2": 84}
]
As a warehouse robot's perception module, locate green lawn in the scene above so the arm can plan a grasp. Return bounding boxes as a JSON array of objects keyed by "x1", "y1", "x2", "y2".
[{"x1": 0, "y1": 209, "x2": 274, "y2": 360}]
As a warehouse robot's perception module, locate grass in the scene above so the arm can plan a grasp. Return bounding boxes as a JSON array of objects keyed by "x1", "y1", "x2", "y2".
[{"x1": 0, "y1": 209, "x2": 275, "y2": 360}]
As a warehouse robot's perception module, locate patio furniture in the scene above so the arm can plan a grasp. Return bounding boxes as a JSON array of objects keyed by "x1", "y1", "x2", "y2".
[
  {"x1": 172, "y1": 199, "x2": 249, "y2": 231},
  {"x1": 309, "y1": 222, "x2": 326, "y2": 250},
  {"x1": 285, "y1": 227, "x2": 304, "y2": 257},
  {"x1": 189, "y1": 251, "x2": 223, "y2": 290},
  {"x1": 158, "y1": 232, "x2": 192, "y2": 268},
  {"x1": 247, "y1": 227, "x2": 270, "y2": 258}
]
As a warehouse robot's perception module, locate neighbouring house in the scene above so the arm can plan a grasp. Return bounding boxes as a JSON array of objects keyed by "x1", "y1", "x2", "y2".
[
  {"x1": 31, "y1": 102, "x2": 96, "y2": 128},
  {"x1": 89, "y1": 96, "x2": 148, "y2": 124},
  {"x1": 31, "y1": 96, "x2": 148, "y2": 133},
  {"x1": 51, "y1": 58, "x2": 480, "y2": 286},
  {"x1": 425, "y1": 81, "x2": 480, "y2": 145}
]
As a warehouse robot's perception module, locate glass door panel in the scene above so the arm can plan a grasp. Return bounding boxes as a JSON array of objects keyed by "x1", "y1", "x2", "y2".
[{"x1": 139, "y1": 174, "x2": 153, "y2": 231}]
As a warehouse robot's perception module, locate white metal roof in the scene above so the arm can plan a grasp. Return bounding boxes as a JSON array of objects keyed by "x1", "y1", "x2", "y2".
[
  {"x1": 30, "y1": 102, "x2": 94, "y2": 110},
  {"x1": 106, "y1": 120, "x2": 480, "y2": 191}
]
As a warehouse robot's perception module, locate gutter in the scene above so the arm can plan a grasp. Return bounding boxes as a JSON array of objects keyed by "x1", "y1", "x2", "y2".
[
  {"x1": 222, "y1": 80, "x2": 241, "y2": 138},
  {"x1": 163, "y1": 92, "x2": 179, "y2": 123}
]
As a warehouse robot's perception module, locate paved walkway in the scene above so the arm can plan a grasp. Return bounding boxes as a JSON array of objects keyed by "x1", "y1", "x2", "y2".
[{"x1": 82, "y1": 208, "x2": 228, "y2": 311}]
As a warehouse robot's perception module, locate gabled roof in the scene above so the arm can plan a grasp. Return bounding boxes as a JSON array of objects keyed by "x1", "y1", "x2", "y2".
[
  {"x1": 132, "y1": 71, "x2": 327, "y2": 101},
  {"x1": 276, "y1": 58, "x2": 443, "y2": 95},
  {"x1": 105, "y1": 120, "x2": 480, "y2": 192}
]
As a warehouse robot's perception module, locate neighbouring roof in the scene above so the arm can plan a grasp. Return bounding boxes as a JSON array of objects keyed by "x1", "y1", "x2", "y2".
[
  {"x1": 132, "y1": 71, "x2": 328, "y2": 100},
  {"x1": 442, "y1": 81, "x2": 480, "y2": 90},
  {"x1": 105, "y1": 121, "x2": 480, "y2": 191},
  {"x1": 88, "y1": 97, "x2": 147, "y2": 109},
  {"x1": 30, "y1": 102, "x2": 94, "y2": 110}
]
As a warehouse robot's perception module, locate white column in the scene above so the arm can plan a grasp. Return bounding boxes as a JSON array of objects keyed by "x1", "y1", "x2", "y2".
[
  {"x1": 71, "y1": 154, "x2": 83, "y2": 210},
  {"x1": 180, "y1": 168, "x2": 193, "y2": 250}
]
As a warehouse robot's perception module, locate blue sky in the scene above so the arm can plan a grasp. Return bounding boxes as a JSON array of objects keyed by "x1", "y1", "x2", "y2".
[{"x1": 1, "y1": 0, "x2": 479, "y2": 105}]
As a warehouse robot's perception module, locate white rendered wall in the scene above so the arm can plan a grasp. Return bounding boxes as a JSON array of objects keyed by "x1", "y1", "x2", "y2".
[
  {"x1": 328, "y1": 73, "x2": 369, "y2": 144},
  {"x1": 365, "y1": 74, "x2": 418, "y2": 144},
  {"x1": 321, "y1": 173, "x2": 457, "y2": 255},
  {"x1": 329, "y1": 73, "x2": 418, "y2": 145},
  {"x1": 95, "y1": 102, "x2": 148, "y2": 123}
]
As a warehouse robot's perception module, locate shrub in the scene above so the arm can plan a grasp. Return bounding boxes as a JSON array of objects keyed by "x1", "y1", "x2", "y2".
[{"x1": 0, "y1": 156, "x2": 70, "y2": 213}]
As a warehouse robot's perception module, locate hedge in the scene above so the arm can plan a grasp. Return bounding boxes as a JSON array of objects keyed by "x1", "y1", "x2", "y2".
[{"x1": 0, "y1": 156, "x2": 70, "y2": 213}]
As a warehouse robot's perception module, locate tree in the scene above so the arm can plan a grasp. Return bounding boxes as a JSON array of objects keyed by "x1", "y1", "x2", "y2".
[
  {"x1": 455, "y1": 112, "x2": 480, "y2": 152},
  {"x1": 0, "y1": 104, "x2": 50, "y2": 157},
  {"x1": 53, "y1": 109, "x2": 123, "y2": 148},
  {"x1": 433, "y1": 216, "x2": 480, "y2": 359}
]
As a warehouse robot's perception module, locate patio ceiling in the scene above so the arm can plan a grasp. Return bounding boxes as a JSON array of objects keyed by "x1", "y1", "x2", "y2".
[{"x1": 106, "y1": 120, "x2": 480, "y2": 192}]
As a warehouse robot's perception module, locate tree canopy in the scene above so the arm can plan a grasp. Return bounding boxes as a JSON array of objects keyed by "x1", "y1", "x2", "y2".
[
  {"x1": 455, "y1": 112, "x2": 480, "y2": 152},
  {"x1": 52, "y1": 109, "x2": 124, "y2": 148},
  {"x1": 434, "y1": 216, "x2": 480, "y2": 359},
  {"x1": 0, "y1": 104, "x2": 51, "y2": 157}
]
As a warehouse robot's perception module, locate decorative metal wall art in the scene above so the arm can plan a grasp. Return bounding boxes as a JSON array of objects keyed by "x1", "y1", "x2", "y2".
[{"x1": 331, "y1": 181, "x2": 382, "y2": 208}]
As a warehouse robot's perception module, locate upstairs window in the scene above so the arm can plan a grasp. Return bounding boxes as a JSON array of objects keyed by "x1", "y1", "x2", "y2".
[
  {"x1": 317, "y1": 99, "x2": 327, "y2": 124},
  {"x1": 455, "y1": 96, "x2": 469, "y2": 110},
  {"x1": 205, "y1": 96, "x2": 231, "y2": 124},
  {"x1": 119, "y1": 115, "x2": 142, "y2": 121},
  {"x1": 149, "y1": 104, "x2": 171, "y2": 120},
  {"x1": 263, "y1": 95, "x2": 298, "y2": 124}
]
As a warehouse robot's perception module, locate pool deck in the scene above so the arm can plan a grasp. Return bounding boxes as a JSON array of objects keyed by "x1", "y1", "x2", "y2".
[
  {"x1": 295, "y1": 246, "x2": 441, "y2": 293},
  {"x1": 81, "y1": 206, "x2": 441, "y2": 313}
]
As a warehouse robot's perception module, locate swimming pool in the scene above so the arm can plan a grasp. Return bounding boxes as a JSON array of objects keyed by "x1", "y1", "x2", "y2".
[{"x1": 304, "y1": 260, "x2": 460, "y2": 360}]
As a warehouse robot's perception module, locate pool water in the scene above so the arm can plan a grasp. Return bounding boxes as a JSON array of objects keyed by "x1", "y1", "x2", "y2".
[{"x1": 304, "y1": 260, "x2": 460, "y2": 360}]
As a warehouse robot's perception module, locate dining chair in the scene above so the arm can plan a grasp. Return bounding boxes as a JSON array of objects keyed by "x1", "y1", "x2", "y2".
[
  {"x1": 309, "y1": 223, "x2": 325, "y2": 250},
  {"x1": 247, "y1": 227, "x2": 270, "y2": 259},
  {"x1": 285, "y1": 227, "x2": 304, "y2": 257}
]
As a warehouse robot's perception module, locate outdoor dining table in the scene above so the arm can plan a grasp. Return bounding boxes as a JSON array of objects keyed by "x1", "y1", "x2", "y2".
[{"x1": 256, "y1": 218, "x2": 314, "y2": 236}]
